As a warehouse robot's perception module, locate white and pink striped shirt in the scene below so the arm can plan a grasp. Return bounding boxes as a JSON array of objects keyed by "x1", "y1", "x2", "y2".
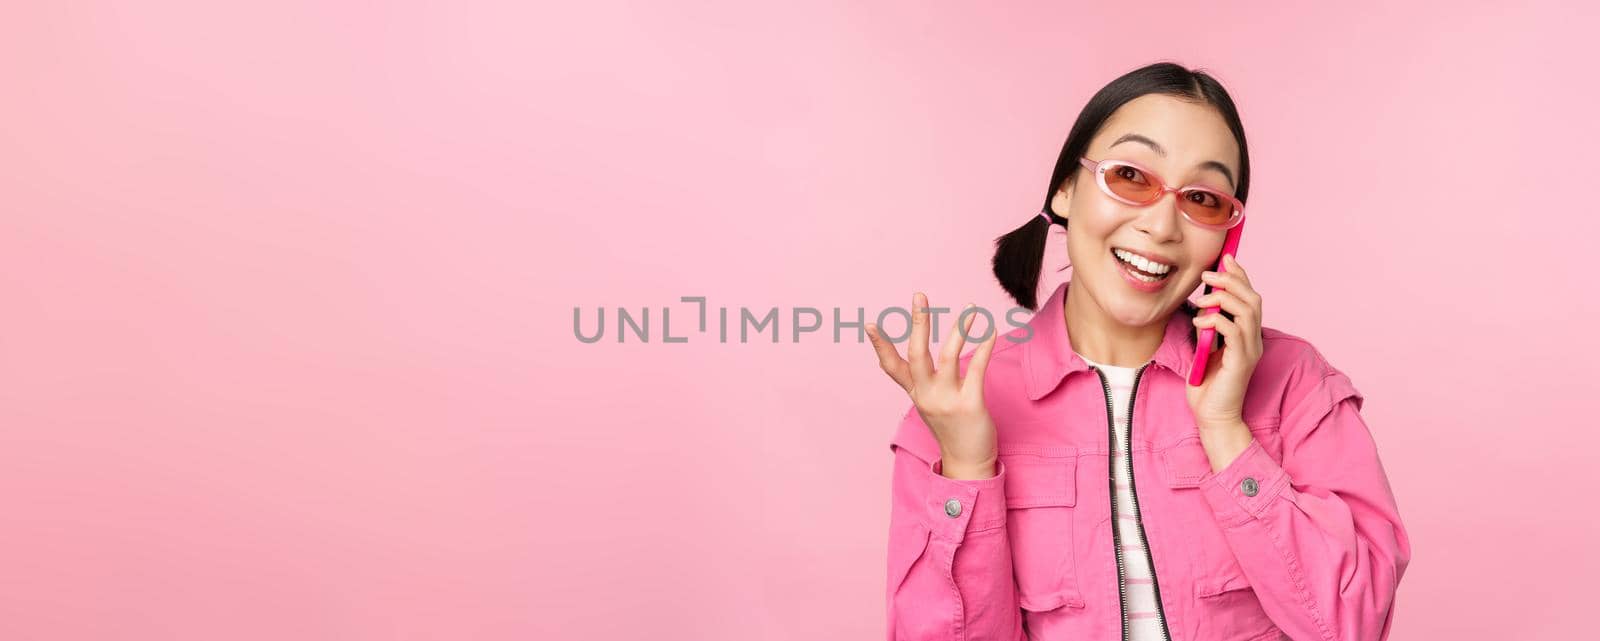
[{"x1": 1076, "y1": 352, "x2": 1169, "y2": 640}]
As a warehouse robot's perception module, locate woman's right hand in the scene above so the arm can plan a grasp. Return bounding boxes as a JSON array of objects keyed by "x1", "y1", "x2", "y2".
[{"x1": 866, "y1": 292, "x2": 1002, "y2": 480}]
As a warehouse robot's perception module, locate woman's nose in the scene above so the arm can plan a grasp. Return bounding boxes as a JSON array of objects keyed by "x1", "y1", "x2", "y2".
[{"x1": 1134, "y1": 191, "x2": 1184, "y2": 239}]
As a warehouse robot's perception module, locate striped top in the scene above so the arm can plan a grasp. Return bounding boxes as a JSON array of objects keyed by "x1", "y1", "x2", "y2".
[{"x1": 1077, "y1": 352, "x2": 1168, "y2": 640}]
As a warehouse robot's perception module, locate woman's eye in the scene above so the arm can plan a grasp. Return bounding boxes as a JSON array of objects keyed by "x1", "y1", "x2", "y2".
[
  {"x1": 1189, "y1": 191, "x2": 1220, "y2": 207},
  {"x1": 1115, "y1": 166, "x2": 1146, "y2": 183}
]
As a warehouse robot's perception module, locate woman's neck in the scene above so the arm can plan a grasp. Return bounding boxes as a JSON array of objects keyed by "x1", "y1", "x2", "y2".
[{"x1": 1062, "y1": 283, "x2": 1165, "y2": 368}]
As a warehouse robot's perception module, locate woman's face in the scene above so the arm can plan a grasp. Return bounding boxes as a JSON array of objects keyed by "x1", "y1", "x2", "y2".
[{"x1": 1051, "y1": 93, "x2": 1243, "y2": 328}]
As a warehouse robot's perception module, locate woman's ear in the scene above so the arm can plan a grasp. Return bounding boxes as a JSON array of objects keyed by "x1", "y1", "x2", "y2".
[{"x1": 1049, "y1": 182, "x2": 1073, "y2": 220}]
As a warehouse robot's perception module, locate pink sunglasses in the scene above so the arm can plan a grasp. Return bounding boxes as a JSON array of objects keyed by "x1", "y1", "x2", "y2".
[{"x1": 1078, "y1": 157, "x2": 1245, "y2": 230}]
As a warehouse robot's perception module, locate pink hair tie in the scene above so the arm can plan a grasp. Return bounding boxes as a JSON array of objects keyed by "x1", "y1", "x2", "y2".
[{"x1": 1038, "y1": 210, "x2": 1052, "y2": 225}]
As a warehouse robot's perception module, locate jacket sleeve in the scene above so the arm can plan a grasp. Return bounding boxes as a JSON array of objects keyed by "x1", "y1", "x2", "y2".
[
  {"x1": 1196, "y1": 350, "x2": 1413, "y2": 641},
  {"x1": 886, "y1": 405, "x2": 1025, "y2": 641}
]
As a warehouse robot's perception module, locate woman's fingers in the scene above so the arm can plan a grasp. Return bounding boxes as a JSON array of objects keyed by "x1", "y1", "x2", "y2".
[
  {"x1": 1193, "y1": 311, "x2": 1246, "y2": 365},
  {"x1": 866, "y1": 322, "x2": 912, "y2": 392},
  {"x1": 1193, "y1": 288, "x2": 1257, "y2": 330},
  {"x1": 906, "y1": 292, "x2": 935, "y2": 383},
  {"x1": 880, "y1": 293, "x2": 1003, "y2": 398},
  {"x1": 938, "y1": 304, "x2": 975, "y2": 376},
  {"x1": 1197, "y1": 260, "x2": 1263, "y2": 355},
  {"x1": 963, "y1": 321, "x2": 1000, "y2": 399},
  {"x1": 1224, "y1": 254, "x2": 1252, "y2": 288},
  {"x1": 1201, "y1": 265, "x2": 1261, "y2": 309}
]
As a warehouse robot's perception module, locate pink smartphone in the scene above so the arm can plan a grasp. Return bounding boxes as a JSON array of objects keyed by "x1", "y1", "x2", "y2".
[{"x1": 1187, "y1": 217, "x2": 1246, "y2": 386}]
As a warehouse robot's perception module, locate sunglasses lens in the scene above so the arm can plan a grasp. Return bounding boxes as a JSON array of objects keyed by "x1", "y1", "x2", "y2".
[
  {"x1": 1101, "y1": 163, "x2": 1160, "y2": 203},
  {"x1": 1178, "y1": 188, "x2": 1237, "y2": 227}
]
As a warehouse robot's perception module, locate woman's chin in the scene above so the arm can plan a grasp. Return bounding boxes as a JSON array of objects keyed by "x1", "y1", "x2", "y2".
[
  {"x1": 1102, "y1": 299, "x2": 1165, "y2": 328},
  {"x1": 1101, "y1": 285, "x2": 1189, "y2": 327}
]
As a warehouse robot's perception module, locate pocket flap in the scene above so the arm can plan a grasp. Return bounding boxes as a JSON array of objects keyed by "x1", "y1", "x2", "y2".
[
  {"x1": 1018, "y1": 588, "x2": 1082, "y2": 612},
  {"x1": 1198, "y1": 571, "x2": 1254, "y2": 598},
  {"x1": 1161, "y1": 439, "x2": 1212, "y2": 488},
  {"x1": 997, "y1": 445, "x2": 1077, "y2": 508}
]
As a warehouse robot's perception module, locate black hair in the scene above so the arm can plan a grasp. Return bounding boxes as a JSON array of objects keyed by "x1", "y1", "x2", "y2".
[{"x1": 990, "y1": 61, "x2": 1251, "y2": 349}]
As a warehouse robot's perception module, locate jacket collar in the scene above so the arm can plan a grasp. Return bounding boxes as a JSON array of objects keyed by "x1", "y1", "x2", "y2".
[{"x1": 1020, "y1": 280, "x2": 1197, "y2": 400}]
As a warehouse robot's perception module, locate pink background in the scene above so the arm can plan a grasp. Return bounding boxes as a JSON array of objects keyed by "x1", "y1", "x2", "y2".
[{"x1": 2, "y1": 1, "x2": 1597, "y2": 639}]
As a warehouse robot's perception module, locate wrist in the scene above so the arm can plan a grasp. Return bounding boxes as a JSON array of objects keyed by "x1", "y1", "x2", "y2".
[
  {"x1": 1196, "y1": 415, "x2": 1246, "y2": 432},
  {"x1": 1196, "y1": 421, "x2": 1253, "y2": 474},
  {"x1": 939, "y1": 456, "x2": 998, "y2": 480}
]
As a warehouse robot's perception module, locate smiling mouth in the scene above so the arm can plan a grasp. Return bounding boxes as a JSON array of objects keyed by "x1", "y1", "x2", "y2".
[{"x1": 1111, "y1": 248, "x2": 1175, "y2": 283}]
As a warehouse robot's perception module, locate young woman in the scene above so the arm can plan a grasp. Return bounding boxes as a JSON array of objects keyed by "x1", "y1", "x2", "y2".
[{"x1": 865, "y1": 63, "x2": 1411, "y2": 641}]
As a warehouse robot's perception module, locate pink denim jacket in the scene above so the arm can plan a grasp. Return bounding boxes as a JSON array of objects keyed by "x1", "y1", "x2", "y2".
[{"x1": 886, "y1": 281, "x2": 1410, "y2": 641}]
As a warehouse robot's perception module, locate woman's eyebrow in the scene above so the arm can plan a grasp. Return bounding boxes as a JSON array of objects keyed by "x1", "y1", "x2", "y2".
[{"x1": 1109, "y1": 132, "x2": 1236, "y2": 189}]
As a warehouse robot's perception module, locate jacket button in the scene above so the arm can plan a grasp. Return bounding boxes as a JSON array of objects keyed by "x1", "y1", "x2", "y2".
[
  {"x1": 1241, "y1": 477, "x2": 1259, "y2": 497},
  {"x1": 943, "y1": 498, "x2": 963, "y2": 518}
]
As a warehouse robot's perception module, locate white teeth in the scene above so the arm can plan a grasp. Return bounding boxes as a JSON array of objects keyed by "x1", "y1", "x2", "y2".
[
  {"x1": 1113, "y1": 248, "x2": 1172, "y2": 275},
  {"x1": 1126, "y1": 268, "x2": 1161, "y2": 283}
]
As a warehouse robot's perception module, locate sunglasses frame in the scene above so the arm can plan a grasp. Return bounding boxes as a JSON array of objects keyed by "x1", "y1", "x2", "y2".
[{"x1": 1077, "y1": 156, "x2": 1245, "y2": 230}]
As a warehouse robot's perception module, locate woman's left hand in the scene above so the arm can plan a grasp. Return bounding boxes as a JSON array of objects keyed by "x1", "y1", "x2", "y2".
[{"x1": 1185, "y1": 254, "x2": 1264, "y2": 431}]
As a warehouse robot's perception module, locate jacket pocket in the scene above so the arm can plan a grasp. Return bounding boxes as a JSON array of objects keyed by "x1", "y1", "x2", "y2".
[
  {"x1": 1162, "y1": 435, "x2": 1282, "y2": 641},
  {"x1": 998, "y1": 444, "x2": 1084, "y2": 612},
  {"x1": 1160, "y1": 437, "x2": 1253, "y2": 598}
]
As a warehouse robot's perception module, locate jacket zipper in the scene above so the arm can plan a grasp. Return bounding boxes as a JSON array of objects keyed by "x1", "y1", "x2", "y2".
[{"x1": 1095, "y1": 364, "x2": 1172, "y2": 641}]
